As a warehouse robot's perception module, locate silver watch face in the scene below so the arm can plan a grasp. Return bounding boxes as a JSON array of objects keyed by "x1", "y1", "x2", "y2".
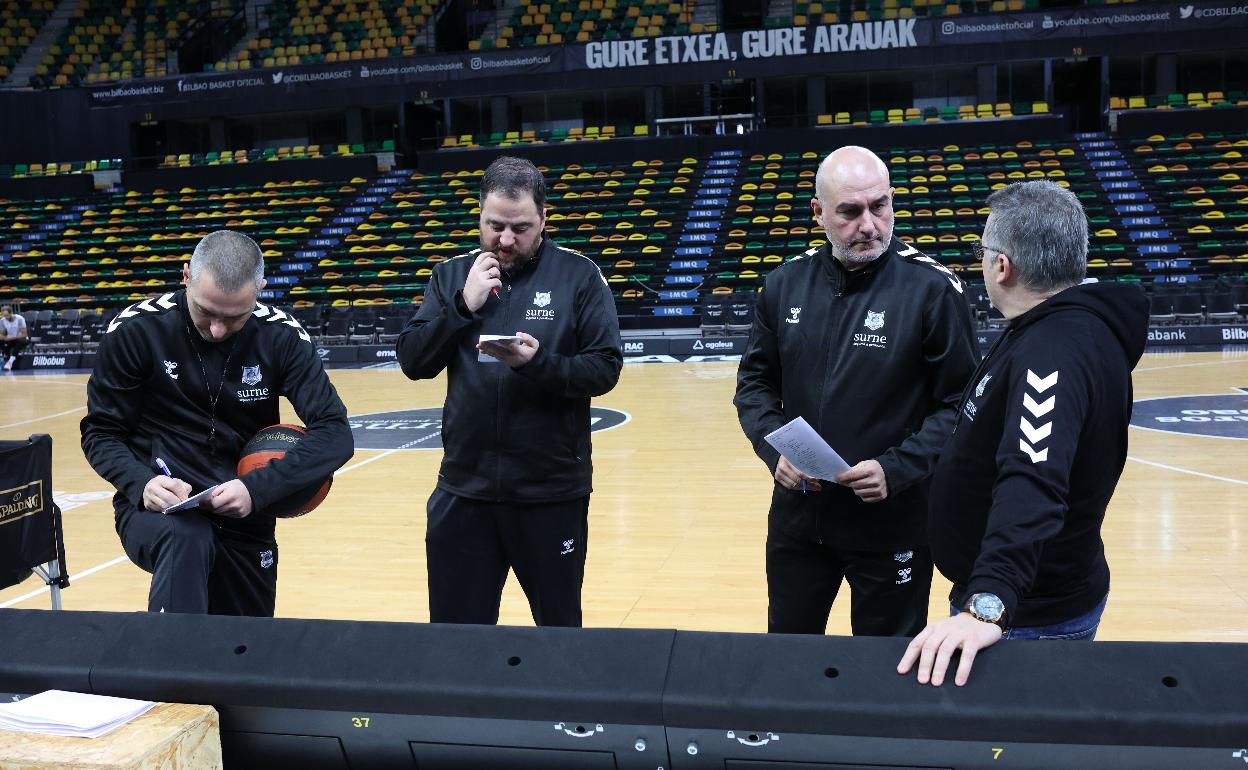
[{"x1": 972, "y1": 593, "x2": 1005, "y2": 621}]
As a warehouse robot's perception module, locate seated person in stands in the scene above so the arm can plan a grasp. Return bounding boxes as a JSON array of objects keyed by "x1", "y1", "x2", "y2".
[{"x1": 0, "y1": 305, "x2": 28, "y2": 370}]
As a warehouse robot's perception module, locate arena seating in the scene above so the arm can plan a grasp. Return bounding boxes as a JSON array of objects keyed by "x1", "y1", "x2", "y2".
[
  {"x1": 0, "y1": 177, "x2": 363, "y2": 316},
  {"x1": 1124, "y1": 131, "x2": 1248, "y2": 282},
  {"x1": 0, "y1": 159, "x2": 120, "y2": 178},
  {"x1": 4, "y1": 0, "x2": 1178, "y2": 86},
  {"x1": 158, "y1": 141, "x2": 394, "y2": 168},
  {"x1": 1111, "y1": 92, "x2": 1248, "y2": 112},
  {"x1": 34, "y1": 0, "x2": 207, "y2": 88},
  {"x1": 771, "y1": 0, "x2": 1140, "y2": 25},
  {"x1": 816, "y1": 100, "x2": 1048, "y2": 126},
  {"x1": 0, "y1": 0, "x2": 54, "y2": 83},
  {"x1": 4, "y1": 125, "x2": 1246, "y2": 351},
  {"x1": 710, "y1": 140, "x2": 1107, "y2": 294},
  {"x1": 225, "y1": 0, "x2": 438, "y2": 70},
  {"x1": 477, "y1": 0, "x2": 704, "y2": 51},
  {"x1": 442, "y1": 101, "x2": 1055, "y2": 151},
  {"x1": 298, "y1": 156, "x2": 699, "y2": 324},
  {"x1": 441, "y1": 124, "x2": 651, "y2": 149}
]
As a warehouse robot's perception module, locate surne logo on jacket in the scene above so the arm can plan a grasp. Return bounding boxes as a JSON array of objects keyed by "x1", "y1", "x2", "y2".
[
  {"x1": 236, "y1": 364, "x2": 271, "y2": 403},
  {"x1": 527, "y1": 290, "x2": 556, "y2": 320},
  {"x1": 853, "y1": 309, "x2": 889, "y2": 349},
  {"x1": 1019, "y1": 369, "x2": 1059, "y2": 463}
]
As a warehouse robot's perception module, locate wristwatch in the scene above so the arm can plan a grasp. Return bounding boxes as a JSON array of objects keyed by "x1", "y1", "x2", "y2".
[{"x1": 965, "y1": 592, "x2": 1007, "y2": 629}]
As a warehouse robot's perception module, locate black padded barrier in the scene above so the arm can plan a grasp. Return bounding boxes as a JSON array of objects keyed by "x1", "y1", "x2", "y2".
[{"x1": 0, "y1": 610, "x2": 1245, "y2": 769}]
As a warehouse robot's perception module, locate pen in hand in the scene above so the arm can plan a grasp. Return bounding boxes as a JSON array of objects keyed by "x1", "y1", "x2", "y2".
[
  {"x1": 154, "y1": 457, "x2": 173, "y2": 477},
  {"x1": 801, "y1": 478, "x2": 806, "y2": 494}
]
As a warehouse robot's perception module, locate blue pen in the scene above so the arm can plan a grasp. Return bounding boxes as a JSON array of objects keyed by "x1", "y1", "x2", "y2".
[
  {"x1": 801, "y1": 478, "x2": 806, "y2": 494},
  {"x1": 154, "y1": 457, "x2": 173, "y2": 477}
]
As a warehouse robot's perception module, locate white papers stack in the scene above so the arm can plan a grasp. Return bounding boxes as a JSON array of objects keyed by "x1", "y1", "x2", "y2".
[
  {"x1": 764, "y1": 416, "x2": 851, "y2": 481},
  {"x1": 0, "y1": 690, "x2": 157, "y2": 739},
  {"x1": 163, "y1": 483, "x2": 220, "y2": 514},
  {"x1": 477, "y1": 334, "x2": 521, "y2": 363}
]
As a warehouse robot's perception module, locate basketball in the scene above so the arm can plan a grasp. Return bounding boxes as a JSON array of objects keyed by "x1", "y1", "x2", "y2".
[{"x1": 236, "y1": 424, "x2": 333, "y2": 518}]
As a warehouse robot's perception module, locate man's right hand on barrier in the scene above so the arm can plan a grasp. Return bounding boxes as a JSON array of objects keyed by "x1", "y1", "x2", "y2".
[{"x1": 143, "y1": 475, "x2": 191, "y2": 513}]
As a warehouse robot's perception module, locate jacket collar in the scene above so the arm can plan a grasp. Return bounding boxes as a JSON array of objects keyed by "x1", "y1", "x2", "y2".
[{"x1": 816, "y1": 237, "x2": 896, "y2": 292}]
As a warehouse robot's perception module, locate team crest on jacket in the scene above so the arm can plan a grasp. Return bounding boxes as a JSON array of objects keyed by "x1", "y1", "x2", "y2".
[
  {"x1": 975, "y1": 373, "x2": 993, "y2": 398},
  {"x1": 864, "y1": 310, "x2": 886, "y2": 331},
  {"x1": 527, "y1": 291, "x2": 556, "y2": 320},
  {"x1": 241, "y1": 365, "x2": 263, "y2": 387}
]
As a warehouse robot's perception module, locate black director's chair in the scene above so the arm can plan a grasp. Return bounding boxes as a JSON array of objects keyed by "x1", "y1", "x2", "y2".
[{"x1": 0, "y1": 434, "x2": 69, "y2": 609}]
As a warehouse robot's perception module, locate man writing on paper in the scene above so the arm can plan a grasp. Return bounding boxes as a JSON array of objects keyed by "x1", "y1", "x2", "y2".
[
  {"x1": 81, "y1": 230, "x2": 353, "y2": 615},
  {"x1": 735, "y1": 146, "x2": 979, "y2": 637},
  {"x1": 396, "y1": 156, "x2": 622, "y2": 627},
  {"x1": 898, "y1": 181, "x2": 1147, "y2": 686}
]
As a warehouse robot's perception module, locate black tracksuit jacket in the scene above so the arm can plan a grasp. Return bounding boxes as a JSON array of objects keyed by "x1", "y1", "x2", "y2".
[
  {"x1": 930, "y1": 282, "x2": 1149, "y2": 627},
  {"x1": 395, "y1": 237, "x2": 623, "y2": 503},
  {"x1": 81, "y1": 289, "x2": 354, "y2": 545},
  {"x1": 735, "y1": 238, "x2": 980, "y2": 550}
]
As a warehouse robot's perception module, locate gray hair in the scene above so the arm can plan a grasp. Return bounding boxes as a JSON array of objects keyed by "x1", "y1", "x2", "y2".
[
  {"x1": 189, "y1": 230, "x2": 264, "y2": 293},
  {"x1": 984, "y1": 180, "x2": 1087, "y2": 292},
  {"x1": 481, "y1": 155, "x2": 546, "y2": 212}
]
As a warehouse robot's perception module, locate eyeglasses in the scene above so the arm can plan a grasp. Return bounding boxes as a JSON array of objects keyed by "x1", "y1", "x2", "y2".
[{"x1": 972, "y1": 240, "x2": 1003, "y2": 262}]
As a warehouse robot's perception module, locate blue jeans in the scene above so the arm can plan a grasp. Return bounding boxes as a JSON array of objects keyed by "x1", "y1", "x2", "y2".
[{"x1": 951, "y1": 593, "x2": 1108, "y2": 641}]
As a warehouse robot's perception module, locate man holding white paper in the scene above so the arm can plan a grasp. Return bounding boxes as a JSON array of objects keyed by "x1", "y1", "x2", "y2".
[
  {"x1": 735, "y1": 146, "x2": 979, "y2": 637},
  {"x1": 396, "y1": 156, "x2": 622, "y2": 627}
]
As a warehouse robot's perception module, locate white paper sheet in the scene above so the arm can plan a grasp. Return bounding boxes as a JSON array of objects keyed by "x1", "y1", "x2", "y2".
[
  {"x1": 763, "y1": 416, "x2": 851, "y2": 481},
  {"x1": 477, "y1": 334, "x2": 522, "y2": 363},
  {"x1": 0, "y1": 690, "x2": 156, "y2": 739},
  {"x1": 162, "y1": 484, "x2": 221, "y2": 514}
]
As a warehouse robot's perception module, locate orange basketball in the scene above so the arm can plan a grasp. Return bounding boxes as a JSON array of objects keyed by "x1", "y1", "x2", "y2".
[{"x1": 237, "y1": 424, "x2": 333, "y2": 518}]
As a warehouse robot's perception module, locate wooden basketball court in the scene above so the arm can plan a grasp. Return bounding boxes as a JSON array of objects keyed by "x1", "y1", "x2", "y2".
[{"x1": 2, "y1": 350, "x2": 1246, "y2": 642}]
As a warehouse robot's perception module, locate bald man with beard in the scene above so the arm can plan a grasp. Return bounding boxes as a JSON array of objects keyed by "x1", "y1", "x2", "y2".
[{"x1": 735, "y1": 146, "x2": 980, "y2": 637}]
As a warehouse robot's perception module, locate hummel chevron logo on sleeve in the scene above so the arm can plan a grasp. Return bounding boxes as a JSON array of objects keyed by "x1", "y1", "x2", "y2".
[
  {"x1": 1026, "y1": 369, "x2": 1059, "y2": 392},
  {"x1": 1019, "y1": 416, "x2": 1052, "y2": 445},
  {"x1": 106, "y1": 292, "x2": 177, "y2": 333},
  {"x1": 908, "y1": 253, "x2": 964, "y2": 293},
  {"x1": 255, "y1": 302, "x2": 311, "y2": 343},
  {"x1": 1022, "y1": 392, "x2": 1055, "y2": 418},
  {"x1": 1019, "y1": 369, "x2": 1059, "y2": 463}
]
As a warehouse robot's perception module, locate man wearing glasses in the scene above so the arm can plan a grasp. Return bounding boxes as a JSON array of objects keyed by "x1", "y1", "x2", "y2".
[
  {"x1": 81, "y1": 230, "x2": 353, "y2": 615},
  {"x1": 899, "y1": 180, "x2": 1148, "y2": 686},
  {"x1": 736, "y1": 146, "x2": 979, "y2": 637}
]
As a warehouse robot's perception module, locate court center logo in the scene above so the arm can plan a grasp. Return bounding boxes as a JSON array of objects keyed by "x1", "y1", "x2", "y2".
[
  {"x1": 349, "y1": 406, "x2": 631, "y2": 450},
  {"x1": 1130, "y1": 389, "x2": 1248, "y2": 440}
]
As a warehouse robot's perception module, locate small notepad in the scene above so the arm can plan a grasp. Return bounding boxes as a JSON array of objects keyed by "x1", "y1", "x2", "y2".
[
  {"x1": 0, "y1": 690, "x2": 157, "y2": 739},
  {"x1": 162, "y1": 484, "x2": 220, "y2": 514}
]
